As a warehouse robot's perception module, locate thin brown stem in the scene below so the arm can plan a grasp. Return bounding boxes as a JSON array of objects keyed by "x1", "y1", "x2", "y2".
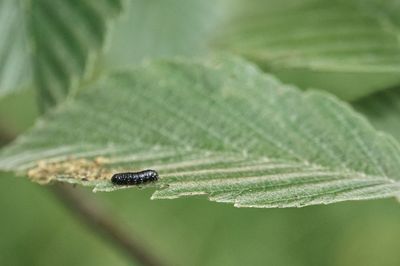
[
  {"x1": 0, "y1": 125, "x2": 17, "y2": 146},
  {"x1": 51, "y1": 183, "x2": 165, "y2": 266}
]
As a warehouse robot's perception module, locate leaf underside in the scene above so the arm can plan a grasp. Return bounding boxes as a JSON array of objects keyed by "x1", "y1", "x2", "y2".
[
  {"x1": 216, "y1": 0, "x2": 400, "y2": 100},
  {"x1": 0, "y1": 0, "x2": 31, "y2": 96},
  {"x1": 0, "y1": 0, "x2": 122, "y2": 108},
  {"x1": 1, "y1": 57, "x2": 400, "y2": 208}
]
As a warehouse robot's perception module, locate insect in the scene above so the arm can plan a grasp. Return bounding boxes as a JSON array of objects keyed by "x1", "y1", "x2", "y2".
[{"x1": 111, "y1": 169, "x2": 159, "y2": 186}]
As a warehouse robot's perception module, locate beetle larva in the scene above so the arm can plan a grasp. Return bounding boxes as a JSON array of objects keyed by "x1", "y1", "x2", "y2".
[{"x1": 111, "y1": 169, "x2": 159, "y2": 186}]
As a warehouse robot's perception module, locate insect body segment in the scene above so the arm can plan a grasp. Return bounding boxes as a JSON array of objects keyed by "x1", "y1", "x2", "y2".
[{"x1": 111, "y1": 169, "x2": 159, "y2": 186}]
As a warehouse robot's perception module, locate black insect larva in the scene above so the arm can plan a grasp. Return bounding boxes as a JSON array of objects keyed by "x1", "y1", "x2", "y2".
[{"x1": 111, "y1": 169, "x2": 159, "y2": 186}]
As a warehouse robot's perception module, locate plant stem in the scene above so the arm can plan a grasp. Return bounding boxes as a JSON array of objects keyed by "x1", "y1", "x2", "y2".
[
  {"x1": 51, "y1": 183, "x2": 165, "y2": 266},
  {"x1": 0, "y1": 125, "x2": 17, "y2": 146}
]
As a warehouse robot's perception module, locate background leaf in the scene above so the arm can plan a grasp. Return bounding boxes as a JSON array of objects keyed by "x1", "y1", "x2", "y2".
[
  {"x1": 354, "y1": 87, "x2": 400, "y2": 141},
  {"x1": 1, "y1": 57, "x2": 400, "y2": 208},
  {"x1": 0, "y1": 0, "x2": 31, "y2": 97},
  {"x1": 0, "y1": 0, "x2": 122, "y2": 108},
  {"x1": 216, "y1": 0, "x2": 400, "y2": 100}
]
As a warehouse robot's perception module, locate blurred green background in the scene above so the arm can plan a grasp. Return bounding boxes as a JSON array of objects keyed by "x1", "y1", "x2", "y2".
[{"x1": 2, "y1": 0, "x2": 400, "y2": 265}]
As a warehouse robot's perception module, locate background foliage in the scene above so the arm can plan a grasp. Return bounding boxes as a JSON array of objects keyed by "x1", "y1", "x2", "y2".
[{"x1": 1, "y1": 0, "x2": 400, "y2": 265}]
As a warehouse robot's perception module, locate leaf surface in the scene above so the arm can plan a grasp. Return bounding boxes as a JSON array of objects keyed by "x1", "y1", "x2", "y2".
[
  {"x1": 0, "y1": 0, "x2": 122, "y2": 108},
  {"x1": 1, "y1": 57, "x2": 400, "y2": 208},
  {"x1": 216, "y1": 0, "x2": 400, "y2": 100}
]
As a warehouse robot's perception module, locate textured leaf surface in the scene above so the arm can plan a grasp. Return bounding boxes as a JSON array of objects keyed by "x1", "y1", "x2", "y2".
[
  {"x1": 0, "y1": 0, "x2": 122, "y2": 107},
  {"x1": 216, "y1": 0, "x2": 400, "y2": 100},
  {"x1": 1, "y1": 57, "x2": 400, "y2": 208},
  {"x1": 0, "y1": 0, "x2": 31, "y2": 96},
  {"x1": 355, "y1": 87, "x2": 400, "y2": 141}
]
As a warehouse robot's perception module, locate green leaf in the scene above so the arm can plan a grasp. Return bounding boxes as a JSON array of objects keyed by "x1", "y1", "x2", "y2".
[
  {"x1": 104, "y1": 0, "x2": 225, "y2": 69},
  {"x1": 0, "y1": 0, "x2": 31, "y2": 97},
  {"x1": 216, "y1": 0, "x2": 400, "y2": 100},
  {"x1": 354, "y1": 87, "x2": 400, "y2": 141},
  {"x1": 0, "y1": 0, "x2": 122, "y2": 108},
  {"x1": 1, "y1": 57, "x2": 400, "y2": 208}
]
